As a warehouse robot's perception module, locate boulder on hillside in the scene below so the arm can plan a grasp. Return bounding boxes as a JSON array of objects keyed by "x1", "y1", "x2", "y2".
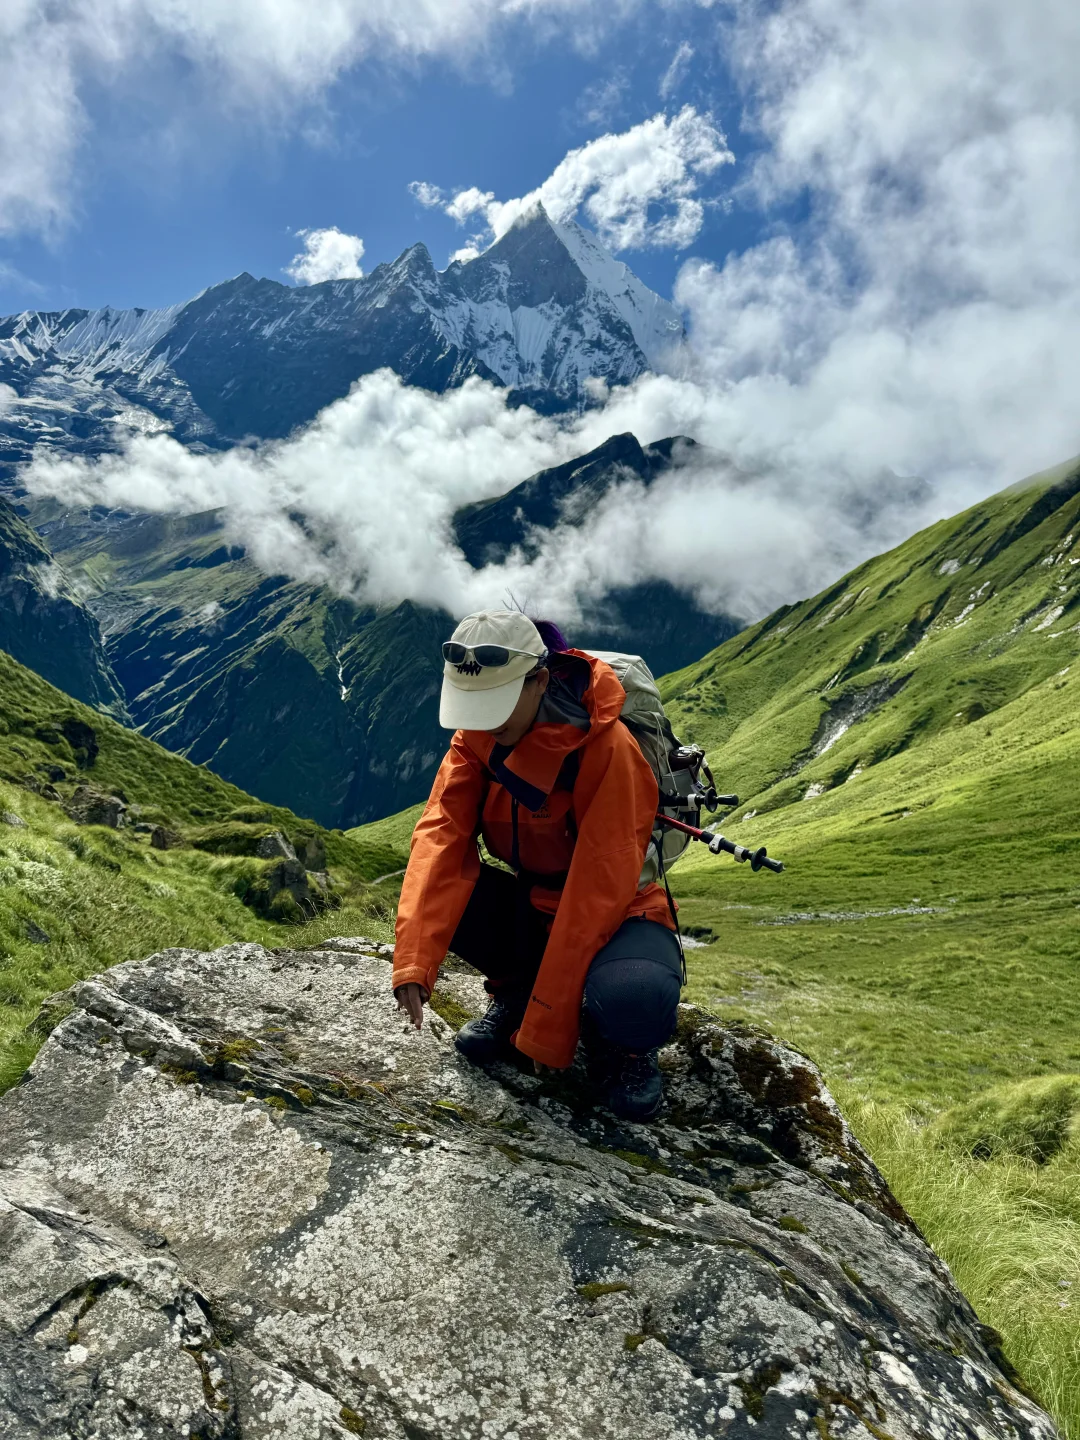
[
  {"x1": 150, "y1": 824, "x2": 183, "y2": 851},
  {"x1": 63, "y1": 784, "x2": 127, "y2": 828},
  {"x1": 0, "y1": 940, "x2": 1057, "y2": 1440},
  {"x1": 16, "y1": 773, "x2": 62, "y2": 802},
  {"x1": 294, "y1": 830, "x2": 327, "y2": 872},
  {"x1": 0, "y1": 810, "x2": 27, "y2": 827},
  {"x1": 59, "y1": 716, "x2": 99, "y2": 769},
  {"x1": 254, "y1": 829, "x2": 297, "y2": 861},
  {"x1": 243, "y1": 857, "x2": 339, "y2": 922}
]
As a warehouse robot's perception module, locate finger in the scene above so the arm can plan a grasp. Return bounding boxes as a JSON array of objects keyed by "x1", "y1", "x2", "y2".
[{"x1": 408, "y1": 995, "x2": 424, "y2": 1029}]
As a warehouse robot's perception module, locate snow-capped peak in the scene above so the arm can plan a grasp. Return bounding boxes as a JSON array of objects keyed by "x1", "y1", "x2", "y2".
[
  {"x1": 432, "y1": 204, "x2": 685, "y2": 399},
  {"x1": 0, "y1": 214, "x2": 684, "y2": 457},
  {"x1": 549, "y1": 216, "x2": 684, "y2": 374}
]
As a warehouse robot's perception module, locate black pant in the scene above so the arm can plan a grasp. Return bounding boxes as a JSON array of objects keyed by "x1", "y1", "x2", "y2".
[{"x1": 449, "y1": 864, "x2": 683, "y2": 1053}]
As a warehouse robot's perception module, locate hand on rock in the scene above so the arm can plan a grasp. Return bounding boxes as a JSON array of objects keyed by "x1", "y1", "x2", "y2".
[{"x1": 395, "y1": 983, "x2": 428, "y2": 1031}]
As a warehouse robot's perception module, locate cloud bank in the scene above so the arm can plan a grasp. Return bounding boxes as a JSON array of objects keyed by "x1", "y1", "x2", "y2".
[
  {"x1": 20, "y1": 0, "x2": 1080, "y2": 636},
  {"x1": 413, "y1": 106, "x2": 733, "y2": 261},
  {"x1": 285, "y1": 228, "x2": 366, "y2": 285}
]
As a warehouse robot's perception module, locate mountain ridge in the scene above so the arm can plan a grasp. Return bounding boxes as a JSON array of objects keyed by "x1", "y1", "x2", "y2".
[{"x1": 0, "y1": 207, "x2": 683, "y2": 473}]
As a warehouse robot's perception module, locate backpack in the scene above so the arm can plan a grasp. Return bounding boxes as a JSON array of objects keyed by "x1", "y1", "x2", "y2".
[{"x1": 587, "y1": 650, "x2": 710, "y2": 888}]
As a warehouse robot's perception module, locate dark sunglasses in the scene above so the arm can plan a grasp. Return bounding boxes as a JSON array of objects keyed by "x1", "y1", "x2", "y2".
[{"x1": 442, "y1": 641, "x2": 545, "y2": 669}]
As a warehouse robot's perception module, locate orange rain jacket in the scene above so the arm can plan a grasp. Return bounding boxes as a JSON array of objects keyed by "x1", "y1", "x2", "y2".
[{"x1": 392, "y1": 650, "x2": 675, "y2": 1068}]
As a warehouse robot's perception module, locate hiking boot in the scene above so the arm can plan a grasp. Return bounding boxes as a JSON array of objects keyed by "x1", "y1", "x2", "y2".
[
  {"x1": 454, "y1": 995, "x2": 525, "y2": 1065},
  {"x1": 588, "y1": 1041, "x2": 664, "y2": 1121}
]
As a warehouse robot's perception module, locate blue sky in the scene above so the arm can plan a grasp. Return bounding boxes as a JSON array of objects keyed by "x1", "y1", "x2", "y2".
[{"x1": 0, "y1": 5, "x2": 770, "y2": 316}]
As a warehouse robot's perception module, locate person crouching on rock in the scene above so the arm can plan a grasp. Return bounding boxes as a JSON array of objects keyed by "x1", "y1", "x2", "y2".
[{"x1": 392, "y1": 609, "x2": 683, "y2": 1122}]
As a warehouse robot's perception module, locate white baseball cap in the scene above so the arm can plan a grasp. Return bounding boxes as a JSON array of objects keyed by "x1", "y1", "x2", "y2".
[{"x1": 439, "y1": 610, "x2": 548, "y2": 731}]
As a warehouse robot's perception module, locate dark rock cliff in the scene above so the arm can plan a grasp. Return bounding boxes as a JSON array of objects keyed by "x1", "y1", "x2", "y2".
[{"x1": 0, "y1": 497, "x2": 127, "y2": 719}]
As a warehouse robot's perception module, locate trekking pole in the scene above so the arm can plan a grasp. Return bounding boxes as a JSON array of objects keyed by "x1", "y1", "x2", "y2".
[{"x1": 657, "y1": 813, "x2": 784, "y2": 873}]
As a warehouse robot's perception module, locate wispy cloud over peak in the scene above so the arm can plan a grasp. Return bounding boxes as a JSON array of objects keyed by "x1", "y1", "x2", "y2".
[{"x1": 412, "y1": 106, "x2": 734, "y2": 261}]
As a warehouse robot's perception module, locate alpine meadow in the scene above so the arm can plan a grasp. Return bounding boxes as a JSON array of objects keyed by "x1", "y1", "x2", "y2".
[{"x1": 1, "y1": 2, "x2": 1079, "y2": 1437}]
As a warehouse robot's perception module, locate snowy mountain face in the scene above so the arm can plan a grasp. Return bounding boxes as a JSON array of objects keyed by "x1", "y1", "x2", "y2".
[{"x1": 0, "y1": 206, "x2": 683, "y2": 474}]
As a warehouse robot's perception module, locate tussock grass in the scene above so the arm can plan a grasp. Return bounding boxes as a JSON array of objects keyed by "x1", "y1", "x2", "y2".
[
  {"x1": 935, "y1": 1075, "x2": 1080, "y2": 1164},
  {"x1": 846, "y1": 1097, "x2": 1080, "y2": 1432},
  {"x1": 0, "y1": 650, "x2": 408, "y2": 1093},
  {"x1": 0, "y1": 773, "x2": 399, "y2": 1092}
]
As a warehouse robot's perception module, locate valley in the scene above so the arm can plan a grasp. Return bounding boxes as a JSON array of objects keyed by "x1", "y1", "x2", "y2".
[{"x1": 11, "y1": 431, "x2": 736, "y2": 825}]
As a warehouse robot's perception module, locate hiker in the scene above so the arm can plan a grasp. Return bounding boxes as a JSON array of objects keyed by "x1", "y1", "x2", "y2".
[{"x1": 392, "y1": 609, "x2": 683, "y2": 1120}]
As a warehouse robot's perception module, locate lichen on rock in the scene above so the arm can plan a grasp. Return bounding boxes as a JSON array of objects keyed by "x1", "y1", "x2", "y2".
[{"x1": 0, "y1": 939, "x2": 1059, "y2": 1439}]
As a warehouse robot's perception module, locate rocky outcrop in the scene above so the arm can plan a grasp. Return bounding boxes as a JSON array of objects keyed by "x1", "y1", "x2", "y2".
[
  {"x1": 63, "y1": 784, "x2": 127, "y2": 828},
  {"x1": 254, "y1": 829, "x2": 297, "y2": 861},
  {"x1": 0, "y1": 940, "x2": 1056, "y2": 1440},
  {"x1": 242, "y1": 856, "x2": 339, "y2": 922}
]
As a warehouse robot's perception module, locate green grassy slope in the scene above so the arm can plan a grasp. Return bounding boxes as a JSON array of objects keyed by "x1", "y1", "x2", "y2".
[
  {"x1": 350, "y1": 801, "x2": 425, "y2": 857},
  {"x1": 659, "y1": 455, "x2": 1080, "y2": 1101},
  {"x1": 0, "y1": 648, "x2": 410, "y2": 1090},
  {"x1": 656, "y1": 457, "x2": 1080, "y2": 1430}
]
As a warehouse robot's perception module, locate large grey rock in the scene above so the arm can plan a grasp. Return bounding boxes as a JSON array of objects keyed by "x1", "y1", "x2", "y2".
[
  {"x1": 63, "y1": 785, "x2": 127, "y2": 829},
  {"x1": 0, "y1": 940, "x2": 1056, "y2": 1440}
]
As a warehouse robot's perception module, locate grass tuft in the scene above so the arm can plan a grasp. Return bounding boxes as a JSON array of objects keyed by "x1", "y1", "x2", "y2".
[{"x1": 847, "y1": 1098, "x2": 1080, "y2": 1427}]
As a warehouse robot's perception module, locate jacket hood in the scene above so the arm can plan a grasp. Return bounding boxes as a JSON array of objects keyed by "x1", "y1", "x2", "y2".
[{"x1": 461, "y1": 650, "x2": 626, "y2": 811}]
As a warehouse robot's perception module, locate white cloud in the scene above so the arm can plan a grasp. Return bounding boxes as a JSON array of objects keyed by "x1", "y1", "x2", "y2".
[
  {"x1": 416, "y1": 105, "x2": 734, "y2": 255},
  {"x1": 444, "y1": 187, "x2": 497, "y2": 225},
  {"x1": 408, "y1": 180, "x2": 445, "y2": 208},
  {"x1": 0, "y1": 383, "x2": 17, "y2": 416},
  {"x1": 658, "y1": 41, "x2": 693, "y2": 99},
  {"x1": 0, "y1": 0, "x2": 636, "y2": 239},
  {"x1": 575, "y1": 70, "x2": 629, "y2": 129},
  {"x1": 448, "y1": 243, "x2": 486, "y2": 266},
  {"x1": 285, "y1": 227, "x2": 365, "y2": 284},
  {"x1": 23, "y1": 370, "x2": 588, "y2": 616},
  {"x1": 19, "y1": 363, "x2": 934, "y2": 629},
  {"x1": 674, "y1": 0, "x2": 1080, "y2": 492}
]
